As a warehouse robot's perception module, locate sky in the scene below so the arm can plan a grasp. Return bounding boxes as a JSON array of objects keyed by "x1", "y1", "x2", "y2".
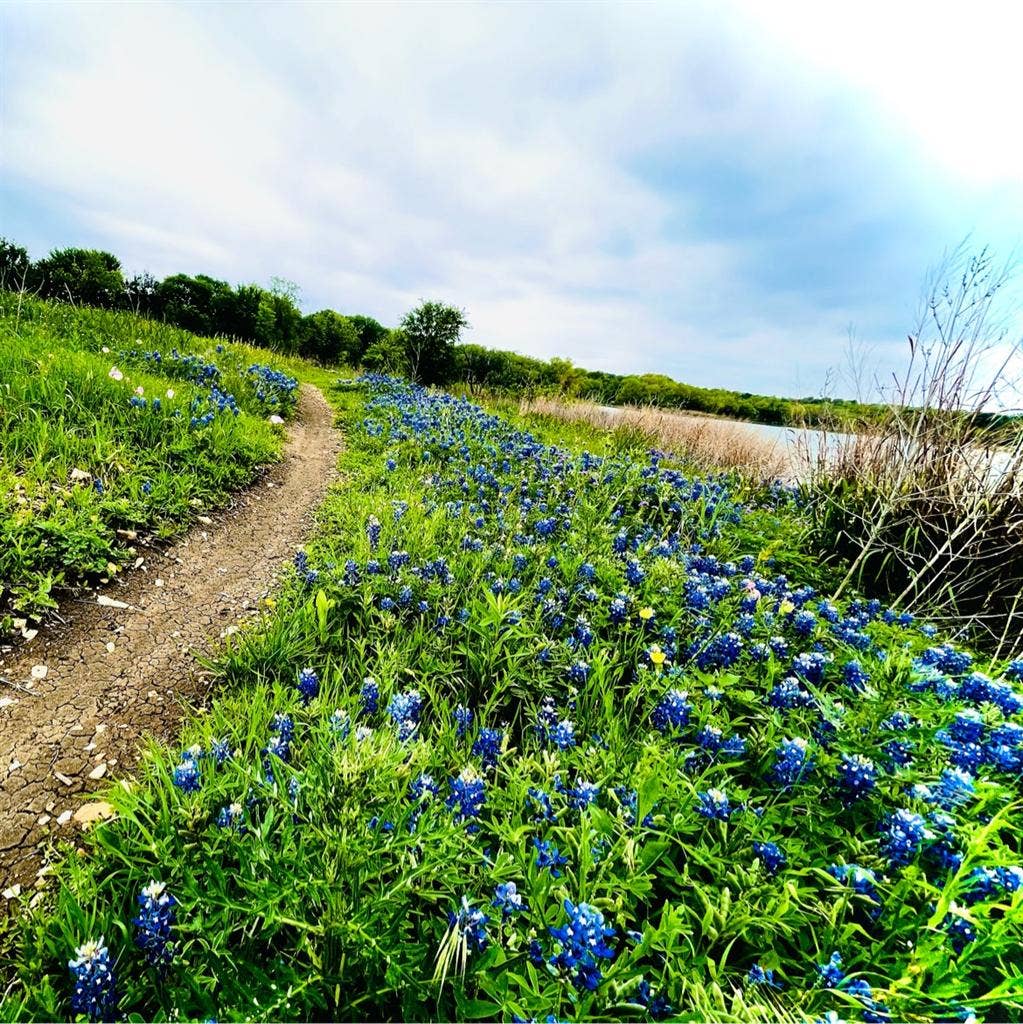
[{"x1": 2, "y1": 0, "x2": 1022, "y2": 399}]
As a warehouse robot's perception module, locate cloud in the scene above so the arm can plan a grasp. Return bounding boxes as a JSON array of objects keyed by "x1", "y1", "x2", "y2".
[{"x1": 1, "y1": 0, "x2": 1019, "y2": 397}]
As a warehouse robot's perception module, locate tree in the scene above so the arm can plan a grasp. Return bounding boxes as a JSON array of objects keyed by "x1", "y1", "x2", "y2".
[
  {"x1": 399, "y1": 300, "x2": 469, "y2": 384},
  {"x1": 123, "y1": 272, "x2": 161, "y2": 317},
  {"x1": 0, "y1": 238, "x2": 30, "y2": 290},
  {"x1": 155, "y1": 274, "x2": 221, "y2": 336},
  {"x1": 32, "y1": 247, "x2": 124, "y2": 307},
  {"x1": 362, "y1": 328, "x2": 410, "y2": 375},
  {"x1": 299, "y1": 309, "x2": 361, "y2": 365},
  {"x1": 346, "y1": 314, "x2": 388, "y2": 363}
]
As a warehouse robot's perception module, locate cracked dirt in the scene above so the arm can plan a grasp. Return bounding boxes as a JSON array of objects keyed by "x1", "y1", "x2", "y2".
[{"x1": 0, "y1": 384, "x2": 341, "y2": 892}]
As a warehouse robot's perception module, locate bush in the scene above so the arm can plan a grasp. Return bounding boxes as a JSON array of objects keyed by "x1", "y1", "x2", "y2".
[{"x1": 31, "y1": 247, "x2": 124, "y2": 307}]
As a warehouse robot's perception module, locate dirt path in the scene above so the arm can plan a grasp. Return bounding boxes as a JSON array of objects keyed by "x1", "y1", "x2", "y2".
[{"x1": 0, "y1": 384, "x2": 341, "y2": 892}]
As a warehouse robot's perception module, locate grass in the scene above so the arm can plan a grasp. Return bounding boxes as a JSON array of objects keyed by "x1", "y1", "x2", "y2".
[
  {"x1": 516, "y1": 396, "x2": 789, "y2": 482},
  {"x1": 3, "y1": 374, "x2": 1023, "y2": 1022},
  {"x1": 0, "y1": 293, "x2": 302, "y2": 626}
]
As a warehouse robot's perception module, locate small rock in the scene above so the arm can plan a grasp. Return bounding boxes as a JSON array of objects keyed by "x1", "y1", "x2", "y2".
[
  {"x1": 74, "y1": 801, "x2": 115, "y2": 827},
  {"x1": 197, "y1": 515, "x2": 213, "y2": 525},
  {"x1": 56, "y1": 811, "x2": 72, "y2": 826},
  {"x1": 54, "y1": 771, "x2": 74, "y2": 786},
  {"x1": 0, "y1": 697, "x2": 16, "y2": 710},
  {"x1": 21, "y1": 626, "x2": 38, "y2": 642},
  {"x1": 31, "y1": 664, "x2": 48, "y2": 680},
  {"x1": 3, "y1": 884, "x2": 21, "y2": 900},
  {"x1": 155, "y1": 578, "x2": 165, "y2": 587},
  {"x1": 105, "y1": 641, "x2": 116, "y2": 653},
  {"x1": 95, "y1": 723, "x2": 107, "y2": 734},
  {"x1": 37, "y1": 814, "x2": 51, "y2": 826},
  {"x1": 97, "y1": 596, "x2": 130, "y2": 610},
  {"x1": 88, "y1": 763, "x2": 107, "y2": 780},
  {"x1": 8, "y1": 759, "x2": 22, "y2": 773}
]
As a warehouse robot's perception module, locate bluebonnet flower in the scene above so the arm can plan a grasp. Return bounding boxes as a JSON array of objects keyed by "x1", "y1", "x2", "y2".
[
  {"x1": 721, "y1": 733, "x2": 748, "y2": 757},
  {"x1": 746, "y1": 963, "x2": 781, "y2": 988},
  {"x1": 69, "y1": 939, "x2": 118, "y2": 1022},
  {"x1": 770, "y1": 738, "x2": 813, "y2": 787},
  {"x1": 548, "y1": 899, "x2": 616, "y2": 991},
  {"x1": 625, "y1": 559, "x2": 645, "y2": 585},
  {"x1": 409, "y1": 773, "x2": 439, "y2": 803},
  {"x1": 837, "y1": 753, "x2": 877, "y2": 799},
  {"x1": 651, "y1": 688, "x2": 691, "y2": 732},
  {"x1": 915, "y1": 768, "x2": 975, "y2": 810},
  {"x1": 567, "y1": 660, "x2": 590, "y2": 685},
  {"x1": 879, "y1": 809, "x2": 930, "y2": 867},
  {"x1": 635, "y1": 978, "x2": 673, "y2": 1020},
  {"x1": 172, "y1": 756, "x2": 201, "y2": 793},
  {"x1": 297, "y1": 667, "x2": 319, "y2": 704},
  {"x1": 386, "y1": 688, "x2": 423, "y2": 741},
  {"x1": 944, "y1": 904, "x2": 977, "y2": 953},
  {"x1": 453, "y1": 704, "x2": 473, "y2": 738},
  {"x1": 472, "y1": 727, "x2": 503, "y2": 768},
  {"x1": 767, "y1": 676, "x2": 815, "y2": 711},
  {"x1": 608, "y1": 596, "x2": 628, "y2": 624},
  {"x1": 550, "y1": 718, "x2": 576, "y2": 750},
  {"x1": 330, "y1": 709, "x2": 351, "y2": 740},
  {"x1": 842, "y1": 660, "x2": 869, "y2": 692},
  {"x1": 697, "y1": 788, "x2": 732, "y2": 820},
  {"x1": 132, "y1": 881, "x2": 176, "y2": 967},
  {"x1": 697, "y1": 726, "x2": 723, "y2": 751},
  {"x1": 950, "y1": 709, "x2": 985, "y2": 744},
  {"x1": 752, "y1": 841, "x2": 786, "y2": 874},
  {"x1": 792, "y1": 609, "x2": 817, "y2": 636},
  {"x1": 210, "y1": 738, "x2": 231, "y2": 765},
  {"x1": 446, "y1": 768, "x2": 486, "y2": 828},
  {"x1": 567, "y1": 778, "x2": 599, "y2": 811},
  {"x1": 492, "y1": 881, "x2": 526, "y2": 918},
  {"x1": 817, "y1": 951, "x2": 844, "y2": 987},
  {"x1": 217, "y1": 801, "x2": 245, "y2": 830},
  {"x1": 271, "y1": 713, "x2": 294, "y2": 743},
  {"x1": 449, "y1": 896, "x2": 489, "y2": 954},
  {"x1": 845, "y1": 978, "x2": 891, "y2": 1022},
  {"x1": 528, "y1": 787, "x2": 557, "y2": 823},
  {"x1": 360, "y1": 677, "x2": 379, "y2": 715},
  {"x1": 533, "y1": 837, "x2": 569, "y2": 876}
]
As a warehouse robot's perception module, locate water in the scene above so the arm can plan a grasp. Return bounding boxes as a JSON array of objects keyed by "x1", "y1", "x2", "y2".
[{"x1": 596, "y1": 406, "x2": 1017, "y2": 484}]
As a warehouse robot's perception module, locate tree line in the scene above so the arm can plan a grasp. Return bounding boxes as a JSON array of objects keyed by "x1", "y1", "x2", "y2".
[{"x1": 1, "y1": 237, "x2": 893, "y2": 427}]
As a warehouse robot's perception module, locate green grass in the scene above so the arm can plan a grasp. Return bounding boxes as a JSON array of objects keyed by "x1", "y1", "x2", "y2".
[
  {"x1": 3, "y1": 375, "x2": 1022, "y2": 1022},
  {"x1": 0, "y1": 294, "x2": 303, "y2": 623}
]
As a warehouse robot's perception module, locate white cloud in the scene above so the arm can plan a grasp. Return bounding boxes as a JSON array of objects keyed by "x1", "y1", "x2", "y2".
[{"x1": 1, "y1": 0, "x2": 1016, "y2": 397}]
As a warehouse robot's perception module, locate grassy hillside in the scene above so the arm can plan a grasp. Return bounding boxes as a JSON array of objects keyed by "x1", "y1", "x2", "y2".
[
  {"x1": 4, "y1": 375, "x2": 1022, "y2": 1022},
  {"x1": 0, "y1": 294, "x2": 301, "y2": 624}
]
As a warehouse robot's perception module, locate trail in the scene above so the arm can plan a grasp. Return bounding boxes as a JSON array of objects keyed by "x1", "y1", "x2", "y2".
[{"x1": 0, "y1": 384, "x2": 341, "y2": 892}]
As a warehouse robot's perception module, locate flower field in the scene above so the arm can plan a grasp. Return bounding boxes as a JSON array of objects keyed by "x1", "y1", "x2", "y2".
[
  {"x1": 4, "y1": 373, "x2": 1023, "y2": 1022},
  {"x1": 0, "y1": 294, "x2": 299, "y2": 624}
]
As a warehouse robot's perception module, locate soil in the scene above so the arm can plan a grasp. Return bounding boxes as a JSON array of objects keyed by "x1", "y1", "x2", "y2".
[{"x1": 0, "y1": 384, "x2": 341, "y2": 893}]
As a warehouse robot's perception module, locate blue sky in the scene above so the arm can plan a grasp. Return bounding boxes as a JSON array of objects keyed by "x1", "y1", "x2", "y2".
[{"x1": 2, "y1": 1, "x2": 1021, "y2": 397}]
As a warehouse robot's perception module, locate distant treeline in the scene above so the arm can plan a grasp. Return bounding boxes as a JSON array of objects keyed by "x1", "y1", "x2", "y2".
[{"x1": 6, "y1": 237, "x2": 1012, "y2": 432}]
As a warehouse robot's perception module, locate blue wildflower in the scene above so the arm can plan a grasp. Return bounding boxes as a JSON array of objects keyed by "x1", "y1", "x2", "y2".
[
  {"x1": 472, "y1": 727, "x2": 503, "y2": 769},
  {"x1": 297, "y1": 666, "x2": 319, "y2": 704},
  {"x1": 549, "y1": 899, "x2": 616, "y2": 991},
  {"x1": 879, "y1": 809, "x2": 930, "y2": 867},
  {"x1": 533, "y1": 836, "x2": 569, "y2": 877},
  {"x1": 752, "y1": 841, "x2": 786, "y2": 874},
  {"x1": 446, "y1": 768, "x2": 486, "y2": 828},
  {"x1": 132, "y1": 881, "x2": 176, "y2": 967},
  {"x1": 817, "y1": 951, "x2": 844, "y2": 988},
  {"x1": 492, "y1": 881, "x2": 526, "y2": 918},
  {"x1": 69, "y1": 939, "x2": 118, "y2": 1022},
  {"x1": 449, "y1": 896, "x2": 489, "y2": 954},
  {"x1": 651, "y1": 688, "x2": 691, "y2": 732},
  {"x1": 697, "y1": 788, "x2": 732, "y2": 820}
]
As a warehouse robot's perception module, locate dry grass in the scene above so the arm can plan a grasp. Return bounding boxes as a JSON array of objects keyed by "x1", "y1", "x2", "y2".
[
  {"x1": 520, "y1": 396, "x2": 790, "y2": 480},
  {"x1": 806, "y1": 245, "x2": 1023, "y2": 655}
]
